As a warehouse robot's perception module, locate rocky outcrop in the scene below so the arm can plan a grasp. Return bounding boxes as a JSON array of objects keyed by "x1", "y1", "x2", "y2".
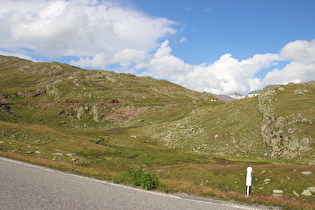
[
  {"x1": 17, "y1": 89, "x2": 47, "y2": 98},
  {"x1": 259, "y1": 84, "x2": 315, "y2": 165},
  {"x1": 90, "y1": 105, "x2": 106, "y2": 122},
  {"x1": 104, "y1": 106, "x2": 146, "y2": 125},
  {"x1": 47, "y1": 85, "x2": 60, "y2": 99},
  {"x1": 0, "y1": 104, "x2": 15, "y2": 116}
]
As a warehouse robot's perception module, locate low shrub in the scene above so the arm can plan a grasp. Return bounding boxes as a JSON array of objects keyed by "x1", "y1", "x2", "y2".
[{"x1": 129, "y1": 168, "x2": 160, "y2": 190}]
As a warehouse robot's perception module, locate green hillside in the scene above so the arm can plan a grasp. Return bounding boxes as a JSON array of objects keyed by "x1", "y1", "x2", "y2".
[
  {"x1": 1, "y1": 55, "x2": 314, "y2": 208},
  {"x1": 139, "y1": 82, "x2": 315, "y2": 165}
]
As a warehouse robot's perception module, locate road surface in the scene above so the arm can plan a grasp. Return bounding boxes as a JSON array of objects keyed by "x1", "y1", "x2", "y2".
[{"x1": 0, "y1": 157, "x2": 269, "y2": 209}]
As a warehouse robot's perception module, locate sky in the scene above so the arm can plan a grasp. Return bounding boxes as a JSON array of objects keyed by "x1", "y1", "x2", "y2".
[{"x1": 1, "y1": 0, "x2": 315, "y2": 95}]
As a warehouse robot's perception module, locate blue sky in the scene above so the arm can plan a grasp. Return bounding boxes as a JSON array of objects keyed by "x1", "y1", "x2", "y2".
[
  {"x1": 1, "y1": 0, "x2": 315, "y2": 94},
  {"x1": 134, "y1": 0, "x2": 314, "y2": 61}
]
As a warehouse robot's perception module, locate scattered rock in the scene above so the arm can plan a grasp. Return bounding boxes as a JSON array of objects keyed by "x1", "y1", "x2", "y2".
[
  {"x1": 293, "y1": 191, "x2": 299, "y2": 198},
  {"x1": 0, "y1": 141, "x2": 4, "y2": 143},
  {"x1": 271, "y1": 194, "x2": 282, "y2": 198},
  {"x1": 307, "y1": 187, "x2": 315, "y2": 193},
  {"x1": 260, "y1": 170, "x2": 266, "y2": 174},
  {"x1": 35, "y1": 151, "x2": 41, "y2": 154},
  {"x1": 264, "y1": 178, "x2": 271, "y2": 184},
  {"x1": 25, "y1": 151, "x2": 33, "y2": 154},
  {"x1": 53, "y1": 152, "x2": 63, "y2": 156},
  {"x1": 273, "y1": 190, "x2": 283, "y2": 194},
  {"x1": 66, "y1": 153, "x2": 74, "y2": 157},
  {"x1": 301, "y1": 190, "x2": 312, "y2": 196},
  {"x1": 302, "y1": 171, "x2": 312, "y2": 175}
]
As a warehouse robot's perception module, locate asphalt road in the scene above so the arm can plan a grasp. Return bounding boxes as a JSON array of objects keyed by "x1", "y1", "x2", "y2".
[{"x1": 0, "y1": 157, "x2": 269, "y2": 210}]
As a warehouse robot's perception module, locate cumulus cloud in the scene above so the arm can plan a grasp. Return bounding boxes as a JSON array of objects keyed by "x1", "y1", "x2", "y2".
[
  {"x1": 179, "y1": 53, "x2": 279, "y2": 94},
  {"x1": 71, "y1": 37, "x2": 315, "y2": 95},
  {"x1": 137, "y1": 39, "x2": 314, "y2": 95},
  {"x1": 110, "y1": 49, "x2": 148, "y2": 67},
  {"x1": 144, "y1": 40, "x2": 193, "y2": 82},
  {"x1": 280, "y1": 39, "x2": 315, "y2": 64},
  {"x1": 262, "y1": 62, "x2": 315, "y2": 85},
  {"x1": 262, "y1": 39, "x2": 315, "y2": 86},
  {"x1": 0, "y1": 0, "x2": 176, "y2": 58},
  {"x1": 70, "y1": 53, "x2": 108, "y2": 68}
]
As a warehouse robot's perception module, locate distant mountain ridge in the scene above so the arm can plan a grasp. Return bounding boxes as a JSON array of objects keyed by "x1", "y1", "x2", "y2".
[{"x1": 206, "y1": 92, "x2": 245, "y2": 102}]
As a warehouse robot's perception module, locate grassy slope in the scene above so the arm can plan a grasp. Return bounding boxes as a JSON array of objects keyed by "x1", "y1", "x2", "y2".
[
  {"x1": 0, "y1": 55, "x2": 314, "y2": 208},
  {"x1": 139, "y1": 96, "x2": 268, "y2": 158}
]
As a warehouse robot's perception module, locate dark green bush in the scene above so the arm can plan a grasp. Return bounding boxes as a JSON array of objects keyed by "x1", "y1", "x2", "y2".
[
  {"x1": 139, "y1": 171, "x2": 159, "y2": 190},
  {"x1": 128, "y1": 168, "x2": 160, "y2": 190}
]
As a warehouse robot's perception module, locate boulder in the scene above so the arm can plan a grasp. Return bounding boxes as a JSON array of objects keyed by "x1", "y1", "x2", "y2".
[
  {"x1": 273, "y1": 190, "x2": 283, "y2": 194},
  {"x1": 307, "y1": 187, "x2": 315, "y2": 193},
  {"x1": 302, "y1": 171, "x2": 312, "y2": 175},
  {"x1": 301, "y1": 190, "x2": 312, "y2": 196}
]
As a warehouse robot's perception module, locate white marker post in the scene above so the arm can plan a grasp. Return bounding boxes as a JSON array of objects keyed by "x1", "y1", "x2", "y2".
[{"x1": 246, "y1": 167, "x2": 252, "y2": 197}]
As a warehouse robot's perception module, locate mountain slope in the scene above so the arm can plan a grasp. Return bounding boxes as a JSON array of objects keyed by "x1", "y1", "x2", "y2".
[
  {"x1": 139, "y1": 96, "x2": 265, "y2": 156},
  {"x1": 140, "y1": 82, "x2": 315, "y2": 165},
  {"x1": 0, "y1": 55, "x2": 314, "y2": 166},
  {"x1": 0, "y1": 55, "x2": 221, "y2": 128}
]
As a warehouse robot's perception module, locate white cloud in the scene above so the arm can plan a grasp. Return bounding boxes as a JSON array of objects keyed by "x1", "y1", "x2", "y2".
[
  {"x1": 144, "y1": 40, "x2": 192, "y2": 82},
  {"x1": 71, "y1": 49, "x2": 148, "y2": 68},
  {"x1": 70, "y1": 53, "x2": 108, "y2": 68},
  {"x1": 126, "y1": 41, "x2": 279, "y2": 95},
  {"x1": 0, "y1": 0, "x2": 176, "y2": 58},
  {"x1": 110, "y1": 49, "x2": 148, "y2": 67},
  {"x1": 179, "y1": 53, "x2": 279, "y2": 94},
  {"x1": 280, "y1": 39, "x2": 315, "y2": 64},
  {"x1": 262, "y1": 62, "x2": 315, "y2": 85},
  {"x1": 136, "y1": 39, "x2": 314, "y2": 95},
  {"x1": 179, "y1": 37, "x2": 187, "y2": 43},
  {"x1": 262, "y1": 39, "x2": 315, "y2": 86}
]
